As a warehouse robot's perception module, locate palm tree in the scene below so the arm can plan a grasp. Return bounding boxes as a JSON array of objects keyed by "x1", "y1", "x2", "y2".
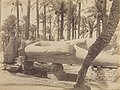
[
  {"x1": 43, "y1": 5, "x2": 46, "y2": 40},
  {"x1": 85, "y1": 0, "x2": 103, "y2": 38},
  {"x1": 66, "y1": 0, "x2": 86, "y2": 40},
  {"x1": 60, "y1": 1, "x2": 65, "y2": 39},
  {"x1": 36, "y1": 0, "x2": 49, "y2": 40},
  {"x1": 102, "y1": 0, "x2": 107, "y2": 32},
  {"x1": 80, "y1": 16, "x2": 87, "y2": 38},
  {"x1": 39, "y1": 0, "x2": 58, "y2": 40},
  {"x1": 20, "y1": 15, "x2": 37, "y2": 40},
  {"x1": 3, "y1": 0, "x2": 24, "y2": 50},
  {"x1": 85, "y1": 0, "x2": 110, "y2": 38},
  {"x1": 56, "y1": 13, "x2": 60, "y2": 41},
  {"x1": 74, "y1": 16, "x2": 77, "y2": 39},
  {"x1": 78, "y1": 2, "x2": 81, "y2": 39},
  {"x1": 20, "y1": 15, "x2": 28, "y2": 38},
  {"x1": 66, "y1": 0, "x2": 73, "y2": 40},
  {"x1": 57, "y1": 16, "x2": 60, "y2": 41},
  {"x1": 31, "y1": 0, "x2": 48, "y2": 40},
  {"x1": 12, "y1": 0, "x2": 22, "y2": 41},
  {"x1": 74, "y1": 0, "x2": 120, "y2": 89},
  {"x1": 50, "y1": 0, "x2": 66, "y2": 40},
  {"x1": 29, "y1": 24, "x2": 36, "y2": 39},
  {"x1": 76, "y1": 0, "x2": 86, "y2": 39},
  {"x1": 2, "y1": 14, "x2": 16, "y2": 51},
  {"x1": 51, "y1": 0, "x2": 61, "y2": 41},
  {"x1": 95, "y1": 0, "x2": 107, "y2": 37},
  {"x1": 87, "y1": 17, "x2": 96, "y2": 38},
  {"x1": 8, "y1": 0, "x2": 22, "y2": 42},
  {"x1": 96, "y1": 14, "x2": 101, "y2": 38},
  {"x1": 73, "y1": 5, "x2": 77, "y2": 39},
  {"x1": 44, "y1": 0, "x2": 65, "y2": 40},
  {"x1": 4, "y1": 0, "x2": 24, "y2": 44},
  {"x1": 47, "y1": 14, "x2": 52, "y2": 40},
  {"x1": 36, "y1": 0, "x2": 40, "y2": 39},
  {"x1": 71, "y1": 5, "x2": 75, "y2": 39},
  {"x1": 31, "y1": 0, "x2": 43, "y2": 39},
  {"x1": 16, "y1": 0, "x2": 19, "y2": 40},
  {"x1": 25, "y1": 0, "x2": 31, "y2": 40}
]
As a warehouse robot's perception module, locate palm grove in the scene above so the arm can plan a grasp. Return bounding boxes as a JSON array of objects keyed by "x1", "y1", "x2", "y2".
[{"x1": 1, "y1": 0, "x2": 120, "y2": 90}]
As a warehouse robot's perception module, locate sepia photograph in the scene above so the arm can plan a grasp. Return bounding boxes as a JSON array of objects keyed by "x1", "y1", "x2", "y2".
[{"x1": 0, "y1": 0, "x2": 120, "y2": 90}]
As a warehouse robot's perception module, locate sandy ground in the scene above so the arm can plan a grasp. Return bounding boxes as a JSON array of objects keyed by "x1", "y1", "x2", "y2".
[{"x1": 0, "y1": 52, "x2": 120, "y2": 90}]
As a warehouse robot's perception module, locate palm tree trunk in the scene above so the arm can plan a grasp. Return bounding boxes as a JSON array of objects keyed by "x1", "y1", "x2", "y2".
[
  {"x1": 89, "y1": 29, "x2": 93, "y2": 38},
  {"x1": 16, "y1": 0, "x2": 21, "y2": 50},
  {"x1": 60, "y1": 2, "x2": 64, "y2": 39},
  {"x1": 16, "y1": 0, "x2": 20, "y2": 40},
  {"x1": 72, "y1": 5, "x2": 75, "y2": 40},
  {"x1": 57, "y1": 15, "x2": 60, "y2": 41},
  {"x1": 67, "y1": 1, "x2": 72, "y2": 40},
  {"x1": 25, "y1": 0, "x2": 31, "y2": 40},
  {"x1": 96, "y1": 16, "x2": 101, "y2": 38},
  {"x1": 49, "y1": 19, "x2": 52, "y2": 41},
  {"x1": 102, "y1": 0, "x2": 107, "y2": 32},
  {"x1": 43, "y1": 5, "x2": 46, "y2": 40},
  {"x1": 35, "y1": 28, "x2": 36, "y2": 39},
  {"x1": 74, "y1": 22, "x2": 77, "y2": 39},
  {"x1": 72, "y1": 14, "x2": 74, "y2": 39},
  {"x1": 78, "y1": 2, "x2": 81, "y2": 39},
  {"x1": 75, "y1": 0, "x2": 120, "y2": 89},
  {"x1": 36, "y1": 0, "x2": 39, "y2": 39}
]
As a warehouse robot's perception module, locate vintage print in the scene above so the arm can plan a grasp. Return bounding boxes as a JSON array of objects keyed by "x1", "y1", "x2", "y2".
[{"x1": 0, "y1": 0, "x2": 120, "y2": 90}]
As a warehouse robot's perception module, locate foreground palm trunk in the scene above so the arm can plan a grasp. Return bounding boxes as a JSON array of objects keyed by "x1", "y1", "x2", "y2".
[{"x1": 75, "y1": 0, "x2": 120, "y2": 89}]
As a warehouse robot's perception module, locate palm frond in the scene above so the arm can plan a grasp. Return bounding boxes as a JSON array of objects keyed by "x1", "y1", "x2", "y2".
[
  {"x1": 86, "y1": 12, "x2": 97, "y2": 18},
  {"x1": 3, "y1": 0, "x2": 13, "y2": 6},
  {"x1": 80, "y1": 6, "x2": 94, "y2": 12},
  {"x1": 3, "y1": 1, "x2": 13, "y2": 8},
  {"x1": 85, "y1": 6, "x2": 97, "y2": 14}
]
